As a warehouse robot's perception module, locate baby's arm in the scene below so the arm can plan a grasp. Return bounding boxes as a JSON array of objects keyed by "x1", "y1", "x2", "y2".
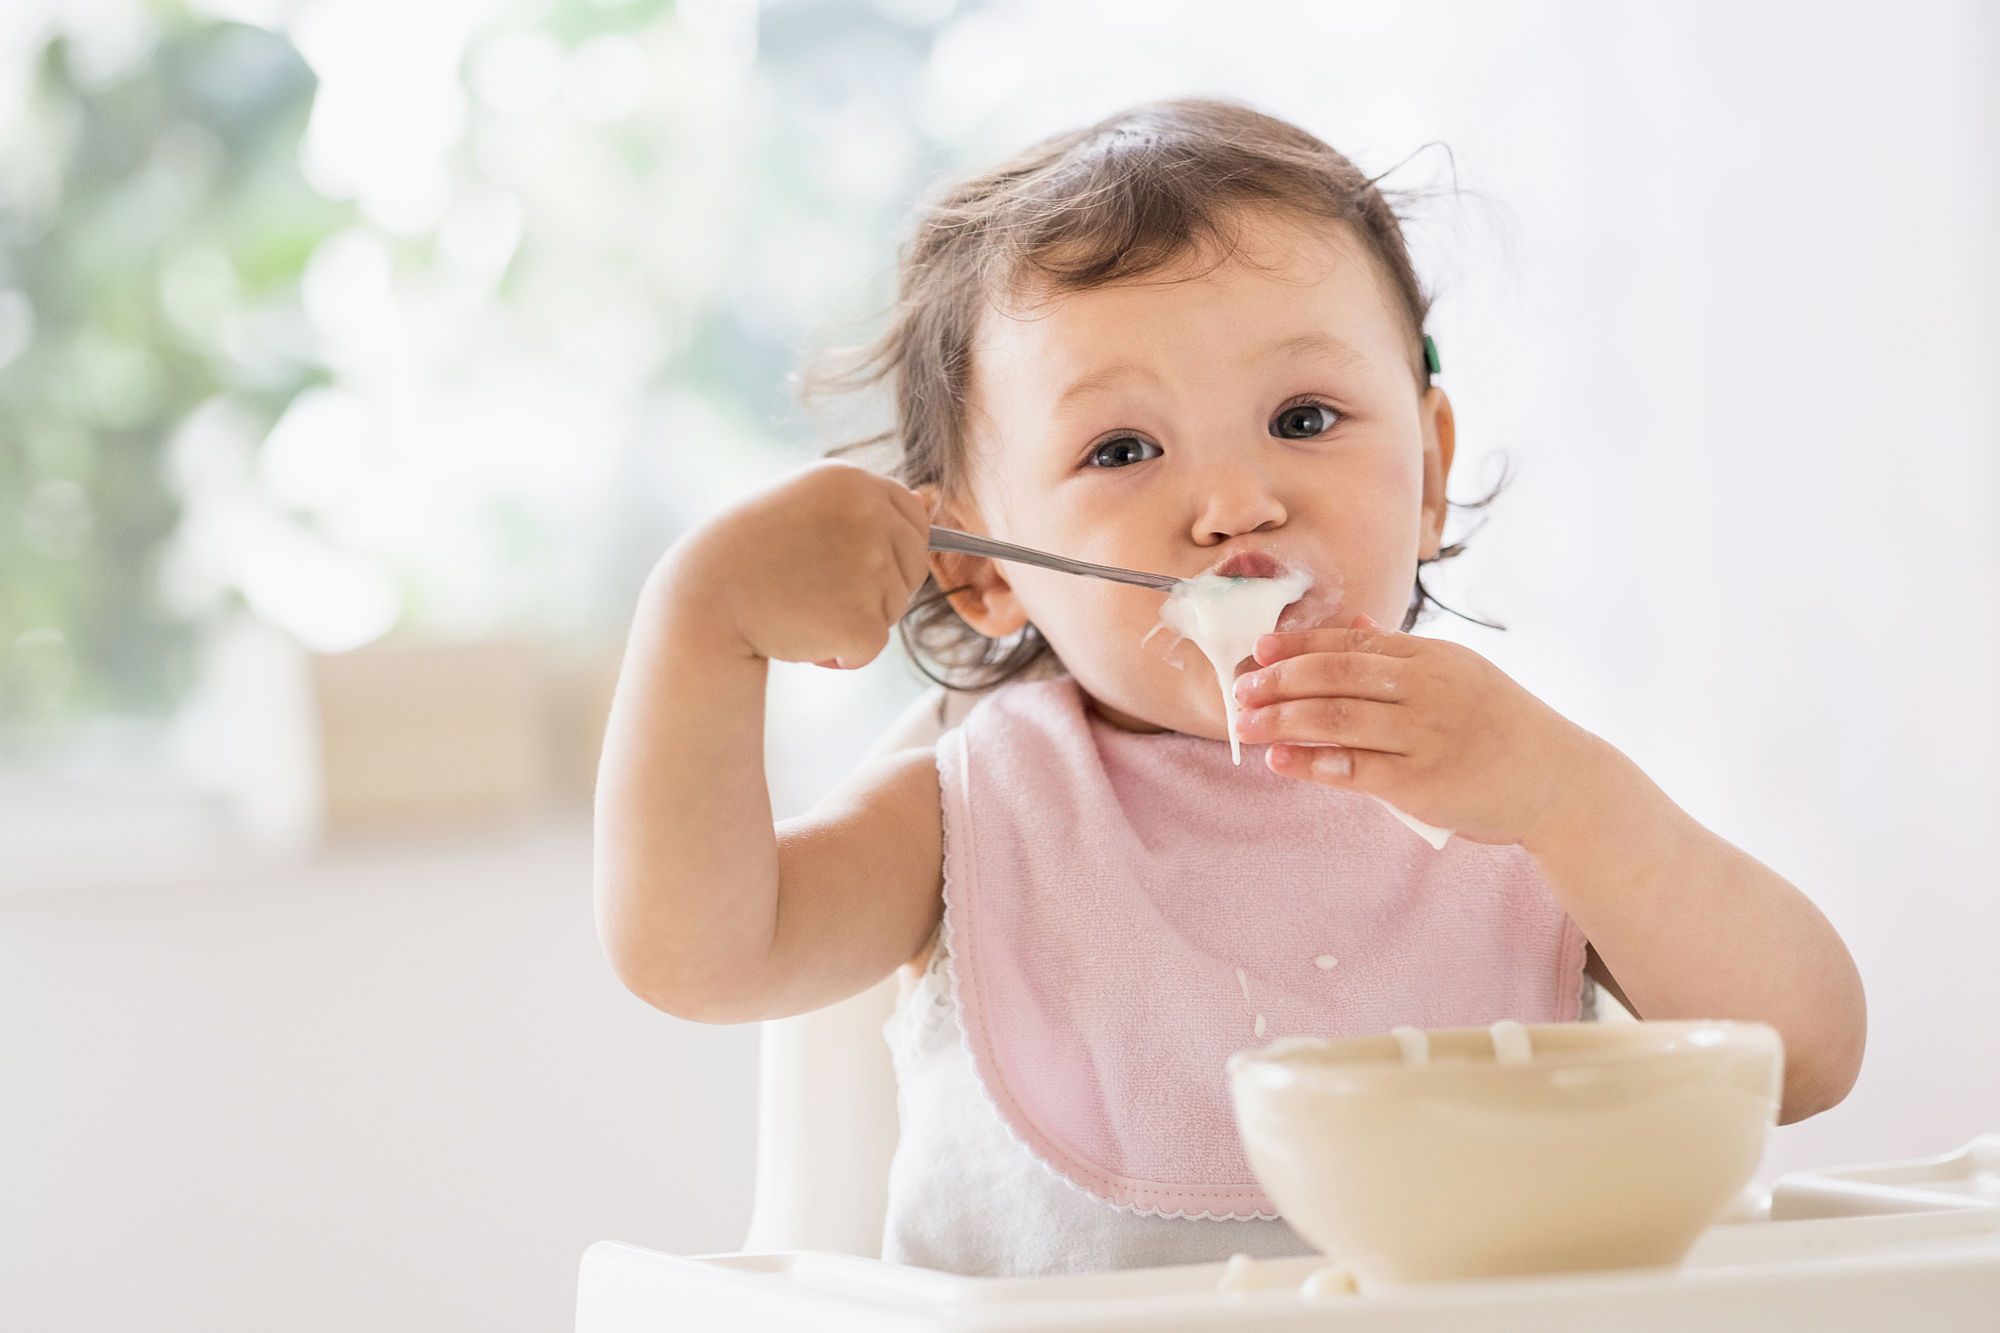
[
  {"x1": 1239, "y1": 622, "x2": 1865, "y2": 1124},
  {"x1": 1530, "y1": 741, "x2": 1867, "y2": 1125},
  {"x1": 593, "y1": 462, "x2": 943, "y2": 1024}
]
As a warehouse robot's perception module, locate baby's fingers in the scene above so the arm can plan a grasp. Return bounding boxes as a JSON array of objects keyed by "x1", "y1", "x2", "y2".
[
  {"x1": 1234, "y1": 696, "x2": 1408, "y2": 753},
  {"x1": 1234, "y1": 652, "x2": 1406, "y2": 709},
  {"x1": 884, "y1": 488, "x2": 935, "y2": 587},
  {"x1": 881, "y1": 476, "x2": 934, "y2": 536},
  {"x1": 1267, "y1": 743, "x2": 1381, "y2": 785},
  {"x1": 1255, "y1": 613, "x2": 1415, "y2": 665}
]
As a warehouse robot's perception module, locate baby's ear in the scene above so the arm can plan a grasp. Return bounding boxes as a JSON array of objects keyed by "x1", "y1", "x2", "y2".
[
  {"x1": 922, "y1": 491, "x2": 1029, "y2": 638},
  {"x1": 1417, "y1": 386, "x2": 1457, "y2": 560}
]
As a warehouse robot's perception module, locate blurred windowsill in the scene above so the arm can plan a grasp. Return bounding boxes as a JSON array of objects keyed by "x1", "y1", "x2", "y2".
[{"x1": 0, "y1": 770, "x2": 592, "y2": 899}]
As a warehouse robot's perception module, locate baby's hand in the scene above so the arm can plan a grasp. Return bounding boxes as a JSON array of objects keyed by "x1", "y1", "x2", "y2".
[
  {"x1": 1230, "y1": 614, "x2": 1605, "y2": 847},
  {"x1": 664, "y1": 459, "x2": 934, "y2": 670}
]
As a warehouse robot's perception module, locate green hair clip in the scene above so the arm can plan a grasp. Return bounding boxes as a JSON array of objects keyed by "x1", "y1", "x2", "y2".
[{"x1": 1423, "y1": 334, "x2": 1441, "y2": 376}]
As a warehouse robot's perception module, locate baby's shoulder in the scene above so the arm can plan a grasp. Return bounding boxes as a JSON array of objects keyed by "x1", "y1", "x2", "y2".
[{"x1": 803, "y1": 741, "x2": 940, "y2": 833}]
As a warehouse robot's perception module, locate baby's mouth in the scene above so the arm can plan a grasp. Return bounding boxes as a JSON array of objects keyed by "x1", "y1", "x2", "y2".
[
  {"x1": 1204, "y1": 550, "x2": 1319, "y2": 631},
  {"x1": 1212, "y1": 550, "x2": 1284, "y2": 580}
]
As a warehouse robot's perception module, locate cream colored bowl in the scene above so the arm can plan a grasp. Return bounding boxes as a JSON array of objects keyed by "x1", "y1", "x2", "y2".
[{"x1": 1227, "y1": 1021, "x2": 1783, "y2": 1287}]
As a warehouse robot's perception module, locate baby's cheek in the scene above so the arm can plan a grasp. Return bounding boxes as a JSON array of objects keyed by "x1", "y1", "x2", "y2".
[{"x1": 1059, "y1": 599, "x2": 1201, "y2": 707}]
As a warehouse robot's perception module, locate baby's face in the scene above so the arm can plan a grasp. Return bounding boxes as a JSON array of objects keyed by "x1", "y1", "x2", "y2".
[{"x1": 940, "y1": 208, "x2": 1455, "y2": 739}]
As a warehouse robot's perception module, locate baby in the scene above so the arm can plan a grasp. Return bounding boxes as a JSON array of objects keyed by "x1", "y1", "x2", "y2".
[{"x1": 593, "y1": 98, "x2": 1866, "y2": 1278}]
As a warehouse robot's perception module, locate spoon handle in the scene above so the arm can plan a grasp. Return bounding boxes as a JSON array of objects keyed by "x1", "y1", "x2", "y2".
[{"x1": 927, "y1": 527, "x2": 1179, "y2": 592}]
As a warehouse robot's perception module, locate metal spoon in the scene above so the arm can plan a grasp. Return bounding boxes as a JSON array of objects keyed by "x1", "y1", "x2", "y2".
[{"x1": 927, "y1": 526, "x2": 1181, "y2": 592}]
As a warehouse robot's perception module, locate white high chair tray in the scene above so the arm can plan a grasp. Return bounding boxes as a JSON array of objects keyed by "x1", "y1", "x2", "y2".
[{"x1": 576, "y1": 1135, "x2": 2000, "y2": 1331}]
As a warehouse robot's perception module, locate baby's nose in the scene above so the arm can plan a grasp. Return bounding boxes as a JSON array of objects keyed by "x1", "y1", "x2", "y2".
[
  {"x1": 1186, "y1": 448, "x2": 1288, "y2": 544},
  {"x1": 1196, "y1": 507, "x2": 1285, "y2": 547}
]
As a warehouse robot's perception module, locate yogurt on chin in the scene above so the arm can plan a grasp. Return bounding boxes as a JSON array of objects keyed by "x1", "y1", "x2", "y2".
[{"x1": 1158, "y1": 567, "x2": 1314, "y2": 765}]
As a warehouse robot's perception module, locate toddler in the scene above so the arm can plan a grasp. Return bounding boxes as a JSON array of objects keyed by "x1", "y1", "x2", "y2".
[{"x1": 594, "y1": 98, "x2": 1866, "y2": 1278}]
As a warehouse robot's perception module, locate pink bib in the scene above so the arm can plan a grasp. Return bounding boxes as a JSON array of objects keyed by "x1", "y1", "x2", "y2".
[{"x1": 937, "y1": 675, "x2": 1587, "y2": 1220}]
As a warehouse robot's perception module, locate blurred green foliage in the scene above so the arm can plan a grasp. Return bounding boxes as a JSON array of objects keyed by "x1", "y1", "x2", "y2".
[
  {"x1": 0, "y1": 0, "x2": 982, "y2": 744},
  {"x1": 0, "y1": 15, "x2": 347, "y2": 730}
]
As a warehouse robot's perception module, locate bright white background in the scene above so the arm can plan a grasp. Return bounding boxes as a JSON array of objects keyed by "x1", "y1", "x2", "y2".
[{"x1": 3, "y1": 1, "x2": 1996, "y2": 1329}]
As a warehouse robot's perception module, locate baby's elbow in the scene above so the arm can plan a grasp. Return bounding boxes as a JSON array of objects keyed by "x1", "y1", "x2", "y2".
[
  {"x1": 593, "y1": 888, "x2": 698, "y2": 1019},
  {"x1": 1777, "y1": 986, "x2": 1868, "y2": 1125},
  {"x1": 1777, "y1": 1070, "x2": 1851, "y2": 1125},
  {"x1": 598, "y1": 923, "x2": 684, "y2": 1017},
  {"x1": 603, "y1": 940, "x2": 758, "y2": 1025},
  {"x1": 630, "y1": 983, "x2": 767, "y2": 1026},
  {"x1": 595, "y1": 896, "x2": 773, "y2": 1025}
]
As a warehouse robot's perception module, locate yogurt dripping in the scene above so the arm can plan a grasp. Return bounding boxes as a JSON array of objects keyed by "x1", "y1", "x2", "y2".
[
  {"x1": 1216, "y1": 1252, "x2": 1293, "y2": 1294},
  {"x1": 1214, "y1": 1253, "x2": 1358, "y2": 1300},
  {"x1": 1389, "y1": 1021, "x2": 1534, "y2": 1068},
  {"x1": 1300, "y1": 1260, "x2": 1359, "y2": 1299},
  {"x1": 1151, "y1": 567, "x2": 1455, "y2": 848},
  {"x1": 1216, "y1": 1252, "x2": 1258, "y2": 1293},
  {"x1": 1158, "y1": 568, "x2": 1312, "y2": 765},
  {"x1": 1488, "y1": 1019, "x2": 1533, "y2": 1066},
  {"x1": 1389, "y1": 1025, "x2": 1430, "y2": 1067}
]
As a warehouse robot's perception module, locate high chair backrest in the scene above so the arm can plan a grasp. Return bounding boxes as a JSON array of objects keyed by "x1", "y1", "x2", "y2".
[
  {"x1": 738, "y1": 968, "x2": 901, "y2": 1256},
  {"x1": 740, "y1": 681, "x2": 988, "y2": 1257}
]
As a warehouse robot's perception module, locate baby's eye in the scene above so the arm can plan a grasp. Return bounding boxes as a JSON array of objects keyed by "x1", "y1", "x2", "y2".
[
  {"x1": 1085, "y1": 436, "x2": 1163, "y2": 469},
  {"x1": 1271, "y1": 399, "x2": 1342, "y2": 440}
]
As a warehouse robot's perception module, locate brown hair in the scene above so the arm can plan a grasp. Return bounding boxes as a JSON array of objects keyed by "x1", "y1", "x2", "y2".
[{"x1": 799, "y1": 96, "x2": 1509, "y2": 694}]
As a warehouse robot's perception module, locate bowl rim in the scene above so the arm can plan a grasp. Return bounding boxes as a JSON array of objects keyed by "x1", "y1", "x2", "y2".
[{"x1": 1226, "y1": 1019, "x2": 1782, "y2": 1086}]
